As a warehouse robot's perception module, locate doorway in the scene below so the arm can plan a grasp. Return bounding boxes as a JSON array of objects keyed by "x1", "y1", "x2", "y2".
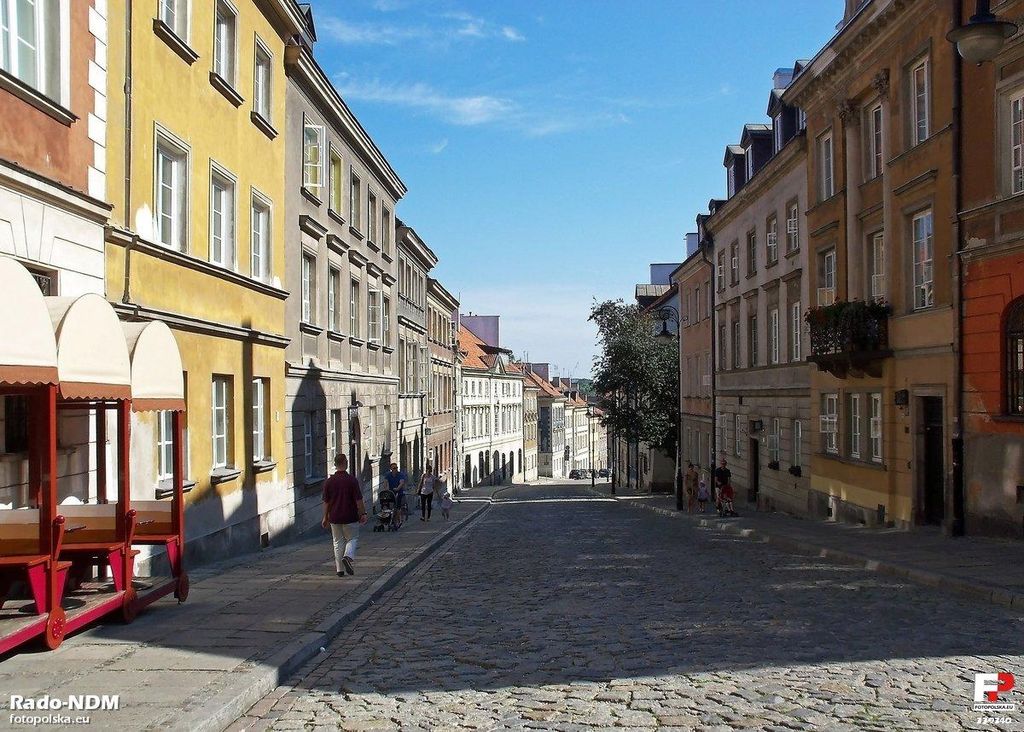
[
  {"x1": 920, "y1": 396, "x2": 945, "y2": 525},
  {"x1": 748, "y1": 437, "x2": 760, "y2": 504}
]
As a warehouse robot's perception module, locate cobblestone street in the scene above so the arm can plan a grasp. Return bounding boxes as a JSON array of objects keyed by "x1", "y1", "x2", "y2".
[{"x1": 237, "y1": 484, "x2": 1024, "y2": 731}]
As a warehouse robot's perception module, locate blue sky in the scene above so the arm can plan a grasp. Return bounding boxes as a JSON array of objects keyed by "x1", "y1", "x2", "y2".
[{"x1": 311, "y1": 0, "x2": 840, "y2": 377}]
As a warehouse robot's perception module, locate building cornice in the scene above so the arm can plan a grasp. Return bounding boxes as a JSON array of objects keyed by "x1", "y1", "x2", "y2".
[
  {"x1": 286, "y1": 362, "x2": 399, "y2": 385},
  {"x1": 113, "y1": 302, "x2": 289, "y2": 348},
  {"x1": 0, "y1": 156, "x2": 111, "y2": 223}
]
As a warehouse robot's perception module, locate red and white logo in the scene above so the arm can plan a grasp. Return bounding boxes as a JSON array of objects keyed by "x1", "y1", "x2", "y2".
[{"x1": 973, "y1": 673, "x2": 1016, "y2": 712}]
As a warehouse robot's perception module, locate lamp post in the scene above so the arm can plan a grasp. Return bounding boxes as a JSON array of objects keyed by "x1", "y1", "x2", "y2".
[
  {"x1": 947, "y1": 0, "x2": 1017, "y2": 64},
  {"x1": 654, "y1": 304, "x2": 685, "y2": 511},
  {"x1": 587, "y1": 406, "x2": 596, "y2": 490}
]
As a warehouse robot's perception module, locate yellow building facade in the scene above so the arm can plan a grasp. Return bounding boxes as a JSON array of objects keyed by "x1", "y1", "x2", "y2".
[{"x1": 104, "y1": 0, "x2": 306, "y2": 561}]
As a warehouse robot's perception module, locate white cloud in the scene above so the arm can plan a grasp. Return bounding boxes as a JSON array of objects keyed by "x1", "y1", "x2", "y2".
[
  {"x1": 428, "y1": 138, "x2": 449, "y2": 154},
  {"x1": 320, "y1": 11, "x2": 525, "y2": 46},
  {"x1": 319, "y1": 17, "x2": 427, "y2": 45},
  {"x1": 501, "y1": 26, "x2": 526, "y2": 42},
  {"x1": 337, "y1": 78, "x2": 515, "y2": 126}
]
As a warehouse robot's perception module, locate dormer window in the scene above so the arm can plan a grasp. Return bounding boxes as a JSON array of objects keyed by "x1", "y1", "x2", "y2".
[
  {"x1": 745, "y1": 149, "x2": 754, "y2": 180},
  {"x1": 728, "y1": 165, "x2": 737, "y2": 197},
  {"x1": 773, "y1": 113, "x2": 784, "y2": 153}
]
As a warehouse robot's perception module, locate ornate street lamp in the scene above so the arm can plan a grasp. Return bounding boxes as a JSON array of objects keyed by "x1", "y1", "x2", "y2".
[
  {"x1": 653, "y1": 305, "x2": 685, "y2": 510},
  {"x1": 947, "y1": 0, "x2": 1017, "y2": 64}
]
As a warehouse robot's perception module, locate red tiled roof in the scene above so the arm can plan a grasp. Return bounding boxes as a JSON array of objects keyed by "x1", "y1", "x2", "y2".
[
  {"x1": 524, "y1": 370, "x2": 564, "y2": 399},
  {"x1": 458, "y1": 325, "x2": 490, "y2": 370}
]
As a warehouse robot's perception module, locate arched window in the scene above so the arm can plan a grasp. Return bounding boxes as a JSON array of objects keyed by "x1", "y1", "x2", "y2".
[{"x1": 1008, "y1": 297, "x2": 1024, "y2": 416}]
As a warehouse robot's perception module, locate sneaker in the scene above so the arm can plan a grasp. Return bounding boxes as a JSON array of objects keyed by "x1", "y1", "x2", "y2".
[
  {"x1": 420, "y1": 517, "x2": 425, "y2": 521},
  {"x1": 336, "y1": 571, "x2": 344, "y2": 577},
  {"x1": 342, "y1": 556, "x2": 354, "y2": 575}
]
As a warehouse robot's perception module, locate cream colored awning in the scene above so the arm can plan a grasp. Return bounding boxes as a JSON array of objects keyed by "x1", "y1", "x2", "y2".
[
  {"x1": 122, "y1": 320, "x2": 185, "y2": 412},
  {"x1": 47, "y1": 294, "x2": 132, "y2": 401},
  {"x1": 0, "y1": 258, "x2": 59, "y2": 385}
]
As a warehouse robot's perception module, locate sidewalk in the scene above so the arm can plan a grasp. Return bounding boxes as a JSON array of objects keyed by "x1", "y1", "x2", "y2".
[
  {"x1": 592, "y1": 485, "x2": 1024, "y2": 611},
  {"x1": 0, "y1": 497, "x2": 491, "y2": 732}
]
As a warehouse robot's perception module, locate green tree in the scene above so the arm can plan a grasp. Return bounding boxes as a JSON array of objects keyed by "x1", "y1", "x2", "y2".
[{"x1": 590, "y1": 299, "x2": 678, "y2": 455}]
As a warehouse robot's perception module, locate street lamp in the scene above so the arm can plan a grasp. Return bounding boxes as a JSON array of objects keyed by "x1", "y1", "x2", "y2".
[
  {"x1": 947, "y1": 0, "x2": 1017, "y2": 64},
  {"x1": 653, "y1": 304, "x2": 685, "y2": 511},
  {"x1": 587, "y1": 406, "x2": 596, "y2": 491}
]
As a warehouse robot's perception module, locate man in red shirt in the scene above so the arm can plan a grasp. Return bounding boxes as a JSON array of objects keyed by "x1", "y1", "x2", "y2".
[{"x1": 322, "y1": 454, "x2": 368, "y2": 576}]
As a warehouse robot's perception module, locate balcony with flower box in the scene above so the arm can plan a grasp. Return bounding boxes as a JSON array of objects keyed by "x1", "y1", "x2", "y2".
[{"x1": 805, "y1": 300, "x2": 893, "y2": 378}]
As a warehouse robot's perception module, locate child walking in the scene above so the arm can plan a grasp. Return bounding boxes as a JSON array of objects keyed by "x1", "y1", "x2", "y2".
[
  {"x1": 697, "y1": 478, "x2": 710, "y2": 513},
  {"x1": 440, "y1": 488, "x2": 454, "y2": 520}
]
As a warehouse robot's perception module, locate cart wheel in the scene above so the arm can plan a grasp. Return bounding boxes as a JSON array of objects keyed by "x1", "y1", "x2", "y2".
[
  {"x1": 174, "y1": 572, "x2": 190, "y2": 603},
  {"x1": 44, "y1": 607, "x2": 66, "y2": 650},
  {"x1": 120, "y1": 587, "x2": 138, "y2": 623}
]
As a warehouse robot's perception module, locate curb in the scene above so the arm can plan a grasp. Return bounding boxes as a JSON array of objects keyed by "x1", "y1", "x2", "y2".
[
  {"x1": 171, "y1": 501, "x2": 492, "y2": 732},
  {"x1": 602, "y1": 491, "x2": 1024, "y2": 613}
]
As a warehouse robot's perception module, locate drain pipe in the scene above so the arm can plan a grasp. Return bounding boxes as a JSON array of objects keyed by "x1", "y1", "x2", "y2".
[
  {"x1": 120, "y1": 0, "x2": 134, "y2": 304},
  {"x1": 951, "y1": 0, "x2": 967, "y2": 537},
  {"x1": 700, "y1": 231, "x2": 716, "y2": 496}
]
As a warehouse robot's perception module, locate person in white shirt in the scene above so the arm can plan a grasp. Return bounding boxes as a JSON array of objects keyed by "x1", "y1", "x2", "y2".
[{"x1": 418, "y1": 463, "x2": 436, "y2": 521}]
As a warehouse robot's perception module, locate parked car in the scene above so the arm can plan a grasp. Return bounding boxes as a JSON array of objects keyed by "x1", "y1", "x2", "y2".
[
  {"x1": 598, "y1": 468, "x2": 609, "y2": 478},
  {"x1": 579, "y1": 469, "x2": 592, "y2": 479},
  {"x1": 568, "y1": 469, "x2": 582, "y2": 479}
]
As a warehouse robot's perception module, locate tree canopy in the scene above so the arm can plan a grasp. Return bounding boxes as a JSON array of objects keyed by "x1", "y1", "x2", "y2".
[{"x1": 590, "y1": 299, "x2": 678, "y2": 454}]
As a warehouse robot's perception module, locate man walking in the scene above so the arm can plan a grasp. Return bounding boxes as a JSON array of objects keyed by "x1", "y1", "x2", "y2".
[
  {"x1": 385, "y1": 462, "x2": 408, "y2": 525},
  {"x1": 322, "y1": 454, "x2": 368, "y2": 576},
  {"x1": 714, "y1": 457, "x2": 732, "y2": 512}
]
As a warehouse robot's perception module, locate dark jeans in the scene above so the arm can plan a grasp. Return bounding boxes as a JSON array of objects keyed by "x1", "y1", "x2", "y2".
[{"x1": 420, "y1": 492, "x2": 433, "y2": 519}]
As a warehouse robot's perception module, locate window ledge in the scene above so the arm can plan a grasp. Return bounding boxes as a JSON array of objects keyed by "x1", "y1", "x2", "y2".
[
  {"x1": 304, "y1": 476, "x2": 328, "y2": 488},
  {"x1": 327, "y1": 329, "x2": 346, "y2": 342},
  {"x1": 765, "y1": 259, "x2": 779, "y2": 271},
  {"x1": 367, "y1": 240, "x2": 380, "y2": 253},
  {"x1": 301, "y1": 187, "x2": 322, "y2": 207},
  {"x1": 349, "y1": 226, "x2": 365, "y2": 240},
  {"x1": 153, "y1": 18, "x2": 199, "y2": 66},
  {"x1": 381, "y1": 251, "x2": 394, "y2": 264},
  {"x1": 785, "y1": 248, "x2": 801, "y2": 260},
  {"x1": 155, "y1": 479, "x2": 196, "y2": 500},
  {"x1": 0, "y1": 69, "x2": 77, "y2": 126},
  {"x1": 350, "y1": 337, "x2": 366, "y2": 347},
  {"x1": 745, "y1": 270, "x2": 758, "y2": 280},
  {"x1": 327, "y1": 208, "x2": 346, "y2": 226},
  {"x1": 299, "y1": 321, "x2": 324, "y2": 336},
  {"x1": 367, "y1": 340, "x2": 381, "y2": 351},
  {"x1": 250, "y1": 111, "x2": 278, "y2": 140},
  {"x1": 210, "y1": 72, "x2": 244, "y2": 108},
  {"x1": 816, "y1": 452, "x2": 887, "y2": 471},
  {"x1": 252, "y1": 459, "x2": 277, "y2": 474},
  {"x1": 383, "y1": 345, "x2": 395, "y2": 354},
  {"x1": 210, "y1": 466, "x2": 241, "y2": 484}
]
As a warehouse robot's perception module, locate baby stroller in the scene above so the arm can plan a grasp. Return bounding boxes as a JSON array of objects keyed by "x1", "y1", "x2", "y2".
[
  {"x1": 374, "y1": 488, "x2": 399, "y2": 532},
  {"x1": 717, "y1": 483, "x2": 738, "y2": 517}
]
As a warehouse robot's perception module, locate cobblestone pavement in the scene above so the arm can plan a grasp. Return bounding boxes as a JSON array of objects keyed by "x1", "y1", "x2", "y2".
[{"x1": 236, "y1": 483, "x2": 1024, "y2": 731}]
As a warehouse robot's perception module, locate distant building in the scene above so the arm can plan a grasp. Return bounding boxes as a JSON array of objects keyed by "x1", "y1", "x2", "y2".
[
  {"x1": 525, "y1": 364, "x2": 567, "y2": 480},
  {"x1": 426, "y1": 279, "x2": 459, "y2": 485}
]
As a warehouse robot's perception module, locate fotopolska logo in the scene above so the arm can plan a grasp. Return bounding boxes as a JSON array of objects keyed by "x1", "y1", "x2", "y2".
[{"x1": 973, "y1": 673, "x2": 1016, "y2": 713}]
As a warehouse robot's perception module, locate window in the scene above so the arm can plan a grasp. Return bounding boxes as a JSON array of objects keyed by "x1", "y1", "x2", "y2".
[
  {"x1": 791, "y1": 301, "x2": 802, "y2": 361},
  {"x1": 0, "y1": 0, "x2": 61, "y2": 99},
  {"x1": 734, "y1": 414, "x2": 742, "y2": 457},
  {"x1": 869, "y1": 231, "x2": 885, "y2": 302},
  {"x1": 156, "y1": 136, "x2": 188, "y2": 252},
  {"x1": 731, "y1": 320, "x2": 740, "y2": 369},
  {"x1": 382, "y1": 296, "x2": 391, "y2": 347},
  {"x1": 303, "y1": 412, "x2": 313, "y2": 480},
  {"x1": 1012, "y1": 94, "x2": 1024, "y2": 195},
  {"x1": 911, "y1": 58, "x2": 929, "y2": 146},
  {"x1": 252, "y1": 378, "x2": 266, "y2": 462},
  {"x1": 718, "y1": 323, "x2": 726, "y2": 368},
  {"x1": 745, "y1": 147, "x2": 754, "y2": 181},
  {"x1": 367, "y1": 191, "x2": 377, "y2": 243},
  {"x1": 350, "y1": 278, "x2": 361, "y2": 336},
  {"x1": 819, "y1": 249, "x2": 836, "y2": 305},
  {"x1": 912, "y1": 210, "x2": 934, "y2": 309},
  {"x1": 769, "y1": 418, "x2": 780, "y2": 462},
  {"x1": 867, "y1": 103, "x2": 883, "y2": 179},
  {"x1": 159, "y1": 0, "x2": 189, "y2": 38},
  {"x1": 368, "y1": 287, "x2": 381, "y2": 343},
  {"x1": 211, "y1": 376, "x2": 231, "y2": 468},
  {"x1": 748, "y1": 315, "x2": 758, "y2": 368},
  {"x1": 729, "y1": 241, "x2": 739, "y2": 285},
  {"x1": 773, "y1": 113, "x2": 784, "y2": 153},
  {"x1": 870, "y1": 393, "x2": 883, "y2": 462},
  {"x1": 766, "y1": 215, "x2": 778, "y2": 265},
  {"x1": 727, "y1": 164, "x2": 737, "y2": 197},
  {"x1": 849, "y1": 393, "x2": 862, "y2": 458},
  {"x1": 786, "y1": 202, "x2": 799, "y2": 253},
  {"x1": 792, "y1": 420, "x2": 802, "y2": 468},
  {"x1": 253, "y1": 42, "x2": 271, "y2": 120},
  {"x1": 716, "y1": 252, "x2": 725, "y2": 291},
  {"x1": 330, "y1": 409, "x2": 342, "y2": 460},
  {"x1": 303, "y1": 121, "x2": 324, "y2": 197},
  {"x1": 328, "y1": 266, "x2": 340, "y2": 331},
  {"x1": 350, "y1": 172, "x2": 362, "y2": 230},
  {"x1": 746, "y1": 230, "x2": 757, "y2": 275},
  {"x1": 213, "y1": 0, "x2": 236, "y2": 85},
  {"x1": 210, "y1": 169, "x2": 236, "y2": 268},
  {"x1": 821, "y1": 393, "x2": 838, "y2": 454},
  {"x1": 329, "y1": 149, "x2": 343, "y2": 212},
  {"x1": 770, "y1": 308, "x2": 780, "y2": 364},
  {"x1": 157, "y1": 411, "x2": 174, "y2": 480},
  {"x1": 381, "y1": 207, "x2": 392, "y2": 255},
  {"x1": 300, "y1": 254, "x2": 314, "y2": 323},
  {"x1": 818, "y1": 131, "x2": 834, "y2": 200},
  {"x1": 1006, "y1": 297, "x2": 1024, "y2": 416},
  {"x1": 250, "y1": 195, "x2": 270, "y2": 282}
]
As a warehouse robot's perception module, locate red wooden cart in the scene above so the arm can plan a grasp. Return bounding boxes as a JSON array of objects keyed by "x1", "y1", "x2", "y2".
[{"x1": 0, "y1": 259, "x2": 188, "y2": 653}]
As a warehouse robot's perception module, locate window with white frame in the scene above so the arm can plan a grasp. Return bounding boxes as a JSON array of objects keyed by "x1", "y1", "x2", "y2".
[
  {"x1": 253, "y1": 41, "x2": 271, "y2": 120},
  {"x1": 793, "y1": 420, "x2": 802, "y2": 468},
  {"x1": 329, "y1": 149, "x2": 343, "y2": 212},
  {"x1": 211, "y1": 375, "x2": 231, "y2": 468},
  {"x1": 820, "y1": 393, "x2": 838, "y2": 454},
  {"x1": 867, "y1": 102, "x2": 883, "y2": 179},
  {"x1": 730, "y1": 241, "x2": 739, "y2": 285},
  {"x1": 786, "y1": 201, "x2": 800, "y2": 253},
  {"x1": 159, "y1": 0, "x2": 189, "y2": 38},
  {"x1": 327, "y1": 266, "x2": 340, "y2": 331},
  {"x1": 157, "y1": 410, "x2": 174, "y2": 480},
  {"x1": 818, "y1": 130, "x2": 834, "y2": 200},
  {"x1": 769, "y1": 418, "x2": 780, "y2": 462},
  {"x1": 330, "y1": 409, "x2": 342, "y2": 460},
  {"x1": 210, "y1": 168, "x2": 236, "y2": 268},
  {"x1": 716, "y1": 252, "x2": 725, "y2": 291},
  {"x1": 869, "y1": 392, "x2": 882, "y2": 462},
  {"x1": 869, "y1": 231, "x2": 885, "y2": 302},
  {"x1": 303, "y1": 412, "x2": 313, "y2": 480},
  {"x1": 381, "y1": 207, "x2": 392, "y2": 255},
  {"x1": 300, "y1": 253, "x2": 314, "y2": 324},
  {"x1": 252, "y1": 378, "x2": 266, "y2": 462},
  {"x1": 746, "y1": 230, "x2": 757, "y2": 275},
  {"x1": 912, "y1": 210, "x2": 934, "y2": 309},
  {"x1": 773, "y1": 112, "x2": 784, "y2": 152},
  {"x1": 350, "y1": 278, "x2": 361, "y2": 336},
  {"x1": 350, "y1": 172, "x2": 362, "y2": 230},
  {"x1": 734, "y1": 414, "x2": 742, "y2": 457},
  {"x1": 213, "y1": 0, "x2": 237, "y2": 85},
  {"x1": 367, "y1": 286, "x2": 381, "y2": 343},
  {"x1": 382, "y1": 296, "x2": 391, "y2": 347},
  {"x1": 250, "y1": 194, "x2": 270, "y2": 282},
  {"x1": 0, "y1": 0, "x2": 61, "y2": 99},
  {"x1": 156, "y1": 134, "x2": 188, "y2": 252},
  {"x1": 367, "y1": 190, "x2": 377, "y2": 243},
  {"x1": 849, "y1": 393, "x2": 862, "y2": 458},
  {"x1": 819, "y1": 249, "x2": 836, "y2": 305},
  {"x1": 302, "y1": 121, "x2": 324, "y2": 197},
  {"x1": 911, "y1": 57, "x2": 929, "y2": 146},
  {"x1": 770, "y1": 308, "x2": 780, "y2": 364},
  {"x1": 791, "y1": 300, "x2": 802, "y2": 361},
  {"x1": 1012, "y1": 93, "x2": 1024, "y2": 195},
  {"x1": 766, "y1": 214, "x2": 778, "y2": 265}
]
